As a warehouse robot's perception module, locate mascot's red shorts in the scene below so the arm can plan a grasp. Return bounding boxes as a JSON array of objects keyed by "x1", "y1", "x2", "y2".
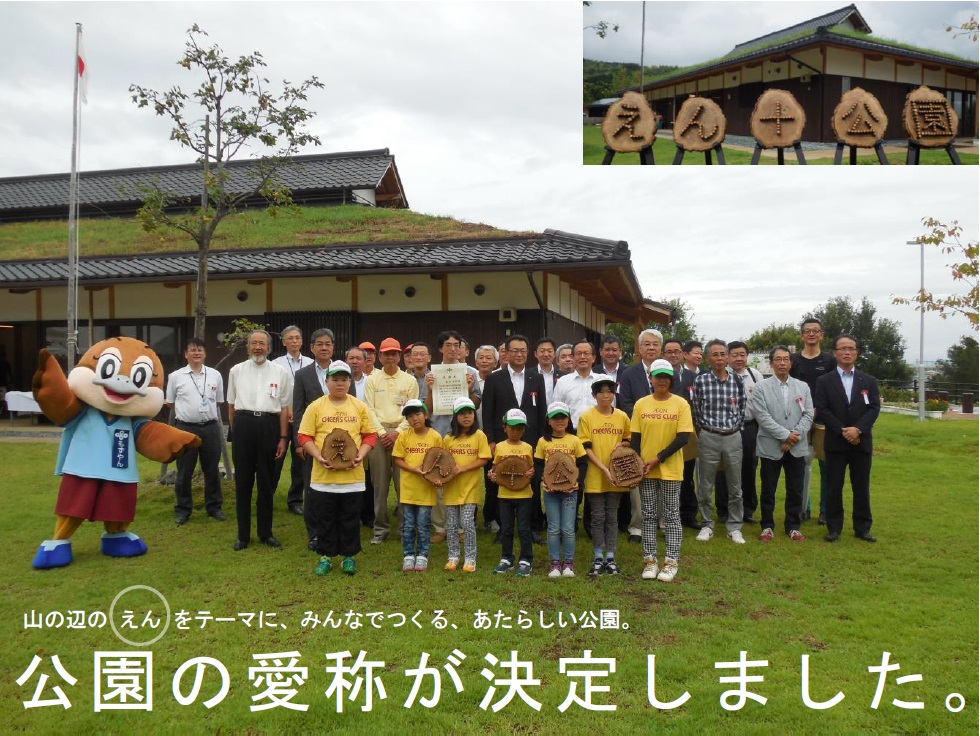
[{"x1": 54, "y1": 474, "x2": 137, "y2": 523}]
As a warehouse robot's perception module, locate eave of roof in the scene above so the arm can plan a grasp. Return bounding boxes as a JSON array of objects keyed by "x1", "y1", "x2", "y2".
[
  {"x1": 731, "y1": 4, "x2": 869, "y2": 53},
  {"x1": 0, "y1": 149, "x2": 407, "y2": 218},
  {"x1": 631, "y1": 28, "x2": 978, "y2": 92},
  {"x1": 0, "y1": 228, "x2": 658, "y2": 324}
]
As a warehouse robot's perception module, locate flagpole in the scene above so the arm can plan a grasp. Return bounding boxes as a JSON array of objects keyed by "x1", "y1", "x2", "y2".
[{"x1": 67, "y1": 22, "x2": 82, "y2": 367}]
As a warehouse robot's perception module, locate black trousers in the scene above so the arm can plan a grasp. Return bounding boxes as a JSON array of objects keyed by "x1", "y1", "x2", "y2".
[
  {"x1": 308, "y1": 489, "x2": 362, "y2": 557},
  {"x1": 825, "y1": 448, "x2": 873, "y2": 535},
  {"x1": 273, "y1": 423, "x2": 305, "y2": 507},
  {"x1": 174, "y1": 419, "x2": 224, "y2": 515},
  {"x1": 498, "y1": 497, "x2": 532, "y2": 564},
  {"x1": 232, "y1": 413, "x2": 279, "y2": 542},
  {"x1": 759, "y1": 454, "x2": 805, "y2": 532},
  {"x1": 680, "y1": 458, "x2": 698, "y2": 524},
  {"x1": 483, "y1": 466, "x2": 499, "y2": 527}
]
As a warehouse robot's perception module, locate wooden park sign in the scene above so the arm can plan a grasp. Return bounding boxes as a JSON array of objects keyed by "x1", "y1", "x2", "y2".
[
  {"x1": 832, "y1": 87, "x2": 888, "y2": 146},
  {"x1": 750, "y1": 89, "x2": 806, "y2": 148},
  {"x1": 674, "y1": 96, "x2": 726, "y2": 151},
  {"x1": 601, "y1": 91, "x2": 657, "y2": 152},
  {"x1": 903, "y1": 85, "x2": 958, "y2": 148}
]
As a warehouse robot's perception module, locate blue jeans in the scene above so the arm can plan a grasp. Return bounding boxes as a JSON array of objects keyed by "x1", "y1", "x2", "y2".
[
  {"x1": 543, "y1": 491, "x2": 576, "y2": 562},
  {"x1": 402, "y1": 504, "x2": 432, "y2": 558}
]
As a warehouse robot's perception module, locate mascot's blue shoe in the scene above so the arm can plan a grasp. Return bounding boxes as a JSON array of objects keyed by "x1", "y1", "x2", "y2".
[
  {"x1": 32, "y1": 539, "x2": 73, "y2": 569},
  {"x1": 101, "y1": 531, "x2": 148, "y2": 558}
]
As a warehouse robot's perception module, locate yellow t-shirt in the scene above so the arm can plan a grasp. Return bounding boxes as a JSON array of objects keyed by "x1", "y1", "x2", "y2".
[
  {"x1": 492, "y1": 440, "x2": 534, "y2": 500},
  {"x1": 630, "y1": 393, "x2": 693, "y2": 481},
  {"x1": 534, "y1": 434, "x2": 587, "y2": 462},
  {"x1": 392, "y1": 427, "x2": 442, "y2": 506},
  {"x1": 577, "y1": 406, "x2": 632, "y2": 493},
  {"x1": 442, "y1": 430, "x2": 492, "y2": 506},
  {"x1": 298, "y1": 394, "x2": 375, "y2": 486}
]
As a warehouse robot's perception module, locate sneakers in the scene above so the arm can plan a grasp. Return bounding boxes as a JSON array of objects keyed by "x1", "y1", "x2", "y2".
[
  {"x1": 657, "y1": 558, "x2": 678, "y2": 582},
  {"x1": 589, "y1": 557, "x2": 605, "y2": 577},
  {"x1": 696, "y1": 526, "x2": 714, "y2": 542},
  {"x1": 788, "y1": 529, "x2": 806, "y2": 542},
  {"x1": 414, "y1": 555, "x2": 429, "y2": 572},
  {"x1": 516, "y1": 560, "x2": 532, "y2": 577},
  {"x1": 402, "y1": 556, "x2": 415, "y2": 572},
  {"x1": 314, "y1": 556, "x2": 331, "y2": 576},
  {"x1": 602, "y1": 560, "x2": 619, "y2": 576},
  {"x1": 562, "y1": 562, "x2": 576, "y2": 577},
  {"x1": 371, "y1": 535, "x2": 386, "y2": 545},
  {"x1": 642, "y1": 558, "x2": 660, "y2": 580},
  {"x1": 342, "y1": 556, "x2": 356, "y2": 575},
  {"x1": 548, "y1": 560, "x2": 562, "y2": 578},
  {"x1": 493, "y1": 559, "x2": 513, "y2": 574},
  {"x1": 487, "y1": 520, "x2": 501, "y2": 533},
  {"x1": 445, "y1": 558, "x2": 459, "y2": 572},
  {"x1": 728, "y1": 530, "x2": 746, "y2": 544},
  {"x1": 462, "y1": 560, "x2": 476, "y2": 573},
  {"x1": 758, "y1": 527, "x2": 774, "y2": 542}
]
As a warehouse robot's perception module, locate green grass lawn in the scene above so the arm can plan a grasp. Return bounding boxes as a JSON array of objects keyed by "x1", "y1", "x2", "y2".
[
  {"x1": 583, "y1": 125, "x2": 980, "y2": 165},
  {"x1": 2, "y1": 413, "x2": 977, "y2": 733}
]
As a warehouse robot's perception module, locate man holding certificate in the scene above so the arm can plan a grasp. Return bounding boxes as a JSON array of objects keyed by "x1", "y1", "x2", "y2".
[{"x1": 424, "y1": 330, "x2": 482, "y2": 542}]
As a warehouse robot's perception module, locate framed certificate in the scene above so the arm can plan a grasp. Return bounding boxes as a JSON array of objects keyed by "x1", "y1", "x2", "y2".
[{"x1": 429, "y1": 363, "x2": 468, "y2": 415}]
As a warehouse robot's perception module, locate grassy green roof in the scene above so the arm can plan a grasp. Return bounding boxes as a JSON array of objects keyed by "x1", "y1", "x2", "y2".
[
  {"x1": 641, "y1": 25, "x2": 976, "y2": 87},
  {"x1": 0, "y1": 205, "x2": 526, "y2": 262}
]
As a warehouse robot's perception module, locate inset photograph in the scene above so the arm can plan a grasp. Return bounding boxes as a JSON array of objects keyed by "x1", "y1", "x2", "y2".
[{"x1": 584, "y1": 2, "x2": 978, "y2": 164}]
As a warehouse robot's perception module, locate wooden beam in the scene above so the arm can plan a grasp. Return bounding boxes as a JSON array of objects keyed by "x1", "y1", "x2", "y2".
[
  {"x1": 108, "y1": 285, "x2": 115, "y2": 319},
  {"x1": 440, "y1": 275, "x2": 448, "y2": 311},
  {"x1": 352, "y1": 276, "x2": 359, "y2": 311}
]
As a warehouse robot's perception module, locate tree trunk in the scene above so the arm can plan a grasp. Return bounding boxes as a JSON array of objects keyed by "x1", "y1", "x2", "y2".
[{"x1": 194, "y1": 241, "x2": 210, "y2": 339}]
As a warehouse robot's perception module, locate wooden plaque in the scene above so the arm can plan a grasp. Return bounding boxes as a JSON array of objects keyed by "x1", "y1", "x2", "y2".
[
  {"x1": 543, "y1": 453, "x2": 577, "y2": 492},
  {"x1": 494, "y1": 455, "x2": 532, "y2": 491},
  {"x1": 903, "y1": 85, "x2": 958, "y2": 148},
  {"x1": 609, "y1": 445, "x2": 643, "y2": 488},
  {"x1": 321, "y1": 427, "x2": 356, "y2": 469},
  {"x1": 420, "y1": 447, "x2": 456, "y2": 485},
  {"x1": 750, "y1": 89, "x2": 806, "y2": 148},
  {"x1": 674, "y1": 96, "x2": 726, "y2": 151},
  {"x1": 832, "y1": 87, "x2": 888, "y2": 146},
  {"x1": 601, "y1": 91, "x2": 657, "y2": 152}
]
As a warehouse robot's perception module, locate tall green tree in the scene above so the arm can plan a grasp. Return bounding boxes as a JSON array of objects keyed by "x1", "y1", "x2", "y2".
[
  {"x1": 744, "y1": 323, "x2": 800, "y2": 353},
  {"x1": 807, "y1": 296, "x2": 913, "y2": 381},
  {"x1": 932, "y1": 336, "x2": 979, "y2": 386},
  {"x1": 129, "y1": 25, "x2": 324, "y2": 338}
]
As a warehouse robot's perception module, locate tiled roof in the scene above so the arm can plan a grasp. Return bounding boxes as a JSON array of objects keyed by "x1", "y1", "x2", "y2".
[
  {"x1": 731, "y1": 4, "x2": 870, "y2": 53},
  {"x1": 0, "y1": 230, "x2": 633, "y2": 287},
  {"x1": 0, "y1": 150, "x2": 403, "y2": 219}
]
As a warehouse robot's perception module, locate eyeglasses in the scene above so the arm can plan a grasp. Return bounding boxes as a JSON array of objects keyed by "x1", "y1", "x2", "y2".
[{"x1": 802, "y1": 329, "x2": 822, "y2": 336}]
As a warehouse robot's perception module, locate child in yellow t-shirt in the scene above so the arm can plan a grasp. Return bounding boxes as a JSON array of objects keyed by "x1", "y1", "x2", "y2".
[
  {"x1": 393, "y1": 399, "x2": 442, "y2": 572},
  {"x1": 535, "y1": 401, "x2": 587, "y2": 578},
  {"x1": 297, "y1": 360, "x2": 378, "y2": 577},
  {"x1": 577, "y1": 377, "x2": 632, "y2": 577},
  {"x1": 488, "y1": 408, "x2": 534, "y2": 576},
  {"x1": 442, "y1": 397, "x2": 491, "y2": 573}
]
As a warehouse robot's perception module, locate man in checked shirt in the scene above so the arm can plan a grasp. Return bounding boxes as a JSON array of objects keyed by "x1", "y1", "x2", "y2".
[{"x1": 692, "y1": 339, "x2": 747, "y2": 544}]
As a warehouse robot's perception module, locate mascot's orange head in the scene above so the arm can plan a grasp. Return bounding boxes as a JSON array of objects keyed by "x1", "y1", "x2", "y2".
[{"x1": 67, "y1": 336, "x2": 166, "y2": 417}]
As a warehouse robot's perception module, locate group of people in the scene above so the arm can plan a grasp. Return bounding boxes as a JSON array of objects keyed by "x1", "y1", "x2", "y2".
[{"x1": 165, "y1": 318, "x2": 881, "y2": 580}]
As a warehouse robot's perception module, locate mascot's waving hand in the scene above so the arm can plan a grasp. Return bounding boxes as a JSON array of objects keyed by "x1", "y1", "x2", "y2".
[{"x1": 31, "y1": 336, "x2": 202, "y2": 569}]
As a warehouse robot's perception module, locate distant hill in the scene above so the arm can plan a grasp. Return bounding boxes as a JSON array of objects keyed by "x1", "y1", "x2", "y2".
[{"x1": 583, "y1": 58, "x2": 679, "y2": 106}]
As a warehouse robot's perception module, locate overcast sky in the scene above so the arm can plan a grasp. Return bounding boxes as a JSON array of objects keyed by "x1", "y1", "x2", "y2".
[{"x1": 0, "y1": 2, "x2": 977, "y2": 361}]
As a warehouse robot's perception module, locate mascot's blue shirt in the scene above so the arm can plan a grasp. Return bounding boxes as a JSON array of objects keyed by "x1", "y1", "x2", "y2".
[{"x1": 54, "y1": 405, "x2": 149, "y2": 483}]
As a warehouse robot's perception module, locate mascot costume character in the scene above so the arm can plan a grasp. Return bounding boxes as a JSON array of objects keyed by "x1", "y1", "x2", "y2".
[{"x1": 31, "y1": 336, "x2": 202, "y2": 569}]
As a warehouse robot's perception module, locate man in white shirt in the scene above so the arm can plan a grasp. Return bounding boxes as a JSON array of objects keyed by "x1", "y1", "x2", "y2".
[
  {"x1": 227, "y1": 330, "x2": 291, "y2": 550},
  {"x1": 554, "y1": 340, "x2": 600, "y2": 427},
  {"x1": 534, "y1": 337, "x2": 563, "y2": 405},
  {"x1": 272, "y1": 325, "x2": 314, "y2": 515},
  {"x1": 165, "y1": 337, "x2": 226, "y2": 525}
]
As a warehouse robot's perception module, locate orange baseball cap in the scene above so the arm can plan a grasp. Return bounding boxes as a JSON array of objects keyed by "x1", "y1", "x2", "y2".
[
  {"x1": 359, "y1": 341, "x2": 377, "y2": 352},
  {"x1": 379, "y1": 337, "x2": 402, "y2": 352}
]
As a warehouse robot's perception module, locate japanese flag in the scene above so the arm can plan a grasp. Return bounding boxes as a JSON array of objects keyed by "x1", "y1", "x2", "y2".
[{"x1": 77, "y1": 29, "x2": 88, "y2": 104}]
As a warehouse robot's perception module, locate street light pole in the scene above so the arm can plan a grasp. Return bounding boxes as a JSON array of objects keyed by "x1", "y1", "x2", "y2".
[{"x1": 910, "y1": 239, "x2": 926, "y2": 422}]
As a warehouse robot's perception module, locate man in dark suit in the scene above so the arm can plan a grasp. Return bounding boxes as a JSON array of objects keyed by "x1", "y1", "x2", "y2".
[
  {"x1": 482, "y1": 334, "x2": 548, "y2": 535},
  {"x1": 533, "y1": 337, "x2": 565, "y2": 406},
  {"x1": 292, "y1": 328, "x2": 335, "y2": 544},
  {"x1": 594, "y1": 334, "x2": 626, "y2": 386},
  {"x1": 665, "y1": 338, "x2": 700, "y2": 529},
  {"x1": 813, "y1": 334, "x2": 881, "y2": 543}
]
